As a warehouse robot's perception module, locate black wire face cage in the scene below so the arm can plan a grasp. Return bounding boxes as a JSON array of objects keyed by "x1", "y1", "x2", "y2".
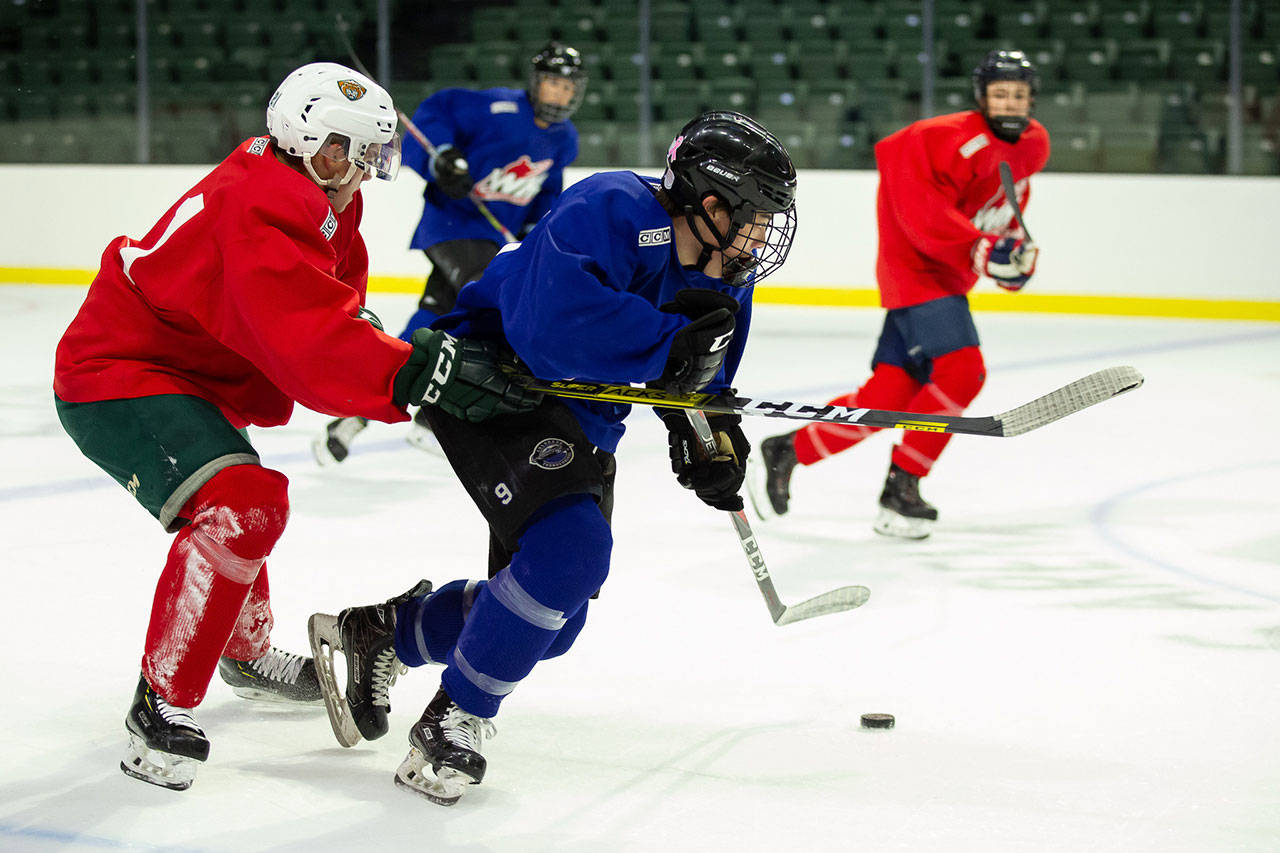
[
  {"x1": 529, "y1": 69, "x2": 587, "y2": 124},
  {"x1": 717, "y1": 203, "x2": 798, "y2": 287}
]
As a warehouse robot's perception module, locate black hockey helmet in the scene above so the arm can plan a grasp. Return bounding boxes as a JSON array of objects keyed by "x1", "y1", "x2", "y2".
[
  {"x1": 972, "y1": 49, "x2": 1038, "y2": 142},
  {"x1": 528, "y1": 41, "x2": 587, "y2": 124},
  {"x1": 662, "y1": 110, "x2": 798, "y2": 285}
]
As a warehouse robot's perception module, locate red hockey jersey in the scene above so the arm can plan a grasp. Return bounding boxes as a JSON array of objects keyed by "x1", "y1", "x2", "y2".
[
  {"x1": 874, "y1": 110, "x2": 1050, "y2": 309},
  {"x1": 54, "y1": 137, "x2": 412, "y2": 429}
]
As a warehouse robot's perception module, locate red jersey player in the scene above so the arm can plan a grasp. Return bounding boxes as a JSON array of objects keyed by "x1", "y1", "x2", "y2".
[
  {"x1": 53, "y1": 62, "x2": 540, "y2": 791},
  {"x1": 748, "y1": 49, "x2": 1049, "y2": 539}
]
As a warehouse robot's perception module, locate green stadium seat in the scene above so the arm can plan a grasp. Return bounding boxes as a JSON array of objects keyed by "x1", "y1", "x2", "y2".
[
  {"x1": 1159, "y1": 128, "x2": 1221, "y2": 173},
  {"x1": 1116, "y1": 38, "x2": 1171, "y2": 81},
  {"x1": 650, "y1": 3, "x2": 692, "y2": 42},
  {"x1": 1152, "y1": 4, "x2": 1205, "y2": 42},
  {"x1": 1033, "y1": 86, "x2": 1086, "y2": 130},
  {"x1": 575, "y1": 125, "x2": 617, "y2": 168},
  {"x1": 427, "y1": 43, "x2": 476, "y2": 83},
  {"x1": 1099, "y1": 126, "x2": 1159, "y2": 172},
  {"x1": 472, "y1": 8, "x2": 518, "y2": 43},
  {"x1": 993, "y1": 6, "x2": 1046, "y2": 43},
  {"x1": 812, "y1": 119, "x2": 875, "y2": 169},
  {"x1": 1063, "y1": 38, "x2": 1118, "y2": 84},
  {"x1": 776, "y1": 121, "x2": 818, "y2": 168},
  {"x1": 933, "y1": 76, "x2": 974, "y2": 111},
  {"x1": 706, "y1": 76, "x2": 755, "y2": 113},
  {"x1": 794, "y1": 42, "x2": 848, "y2": 83},
  {"x1": 1099, "y1": 6, "x2": 1151, "y2": 41},
  {"x1": 1169, "y1": 39, "x2": 1225, "y2": 85},
  {"x1": 755, "y1": 83, "x2": 807, "y2": 130},
  {"x1": 1240, "y1": 126, "x2": 1280, "y2": 175},
  {"x1": 1044, "y1": 123, "x2": 1102, "y2": 171},
  {"x1": 1047, "y1": 7, "x2": 1100, "y2": 41},
  {"x1": 1240, "y1": 42, "x2": 1279, "y2": 85}
]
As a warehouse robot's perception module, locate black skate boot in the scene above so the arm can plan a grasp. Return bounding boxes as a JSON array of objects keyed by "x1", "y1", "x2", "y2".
[
  {"x1": 312, "y1": 416, "x2": 369, "y2": 465},
  {"x1": 308, "y1": 579, "x2": 434, "y2": 747},
  {"x1": 395, "y1": 687, "x2": 496, "y2": 806},
  {"x1": 217, "y1": 647, "x2": 322, "y2": 704},
  {"x1": 747, "y1": 431, "x2": 799, "y2": 520},
  {"x1": 873, "y1": 463, "x2": 938, "y2": 540},
  {"x1": 120, "y1": 674, "x2": 210, "y2": 791}
]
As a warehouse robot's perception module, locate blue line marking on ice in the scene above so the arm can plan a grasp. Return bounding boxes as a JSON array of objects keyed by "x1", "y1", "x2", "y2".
[
  {"x1": 1089, "y1": 462, "x2": 1280, "y2": 607},
  {"x1": 0, "y1": 822, "x2": 207, "y2": 852}
]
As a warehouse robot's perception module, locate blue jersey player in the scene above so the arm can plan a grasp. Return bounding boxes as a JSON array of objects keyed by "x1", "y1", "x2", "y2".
[
  {"x1": 315, "y1": 42, "x2": 586, "y2": 465},
  {"x1": 308, "y1": 112, "x2": 799, "y2": 806}
]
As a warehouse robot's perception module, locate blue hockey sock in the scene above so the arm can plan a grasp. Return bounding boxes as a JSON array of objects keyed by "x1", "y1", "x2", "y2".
[
  {"x1": 394, "y1": 579, "x2": 483, "y2": 668},
  {"x1": 442, "y1": 495, "x2": 611, "y2": 717}
]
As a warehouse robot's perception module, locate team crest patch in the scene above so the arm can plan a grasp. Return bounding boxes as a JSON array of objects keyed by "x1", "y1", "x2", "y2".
[
  {"x1": 337, "y1": 79, "x2": 367, "y2": 101},
  {"x1": 638, "y1": 226, "x2": 671, "y2": 246},
  {"x1": 529, "y1": 437, "x2": 574, "y2": 470},
  {"x1": 247, "y1": 136, "x2": 269, "y2": 156},
  {"x1": 320, "y1": 209, "x2": 337, "y2": 240}
]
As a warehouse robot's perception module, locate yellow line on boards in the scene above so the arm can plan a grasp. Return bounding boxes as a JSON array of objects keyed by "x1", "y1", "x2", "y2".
[{"x1": 4, "y1": 268, "x2": 1278, "y2": 323}]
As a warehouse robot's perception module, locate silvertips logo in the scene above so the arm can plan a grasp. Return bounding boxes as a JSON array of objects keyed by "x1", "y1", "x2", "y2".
[
  {"x1": 638, "y1": 227, "x2": 672, "y2": 246},
  {"x1": 337, "y1": 80, "x2": 367, "y2": 101},
  {"x1": 529, "y1": 438, "x2": 574, "y2": 470}
]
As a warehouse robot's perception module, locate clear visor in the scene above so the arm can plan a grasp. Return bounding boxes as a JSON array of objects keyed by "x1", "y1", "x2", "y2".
[{"x1": 319, "y1": 131, "x2": 402, "y2": 181}]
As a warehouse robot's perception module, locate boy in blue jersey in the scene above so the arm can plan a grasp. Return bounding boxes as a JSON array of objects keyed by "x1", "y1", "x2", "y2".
[
  {"x1": 308, "y1": 111, "x2": 798, "y2": 805},
  {"x1": 315, "y1": 42, "x2": 586, "y2": 464}
]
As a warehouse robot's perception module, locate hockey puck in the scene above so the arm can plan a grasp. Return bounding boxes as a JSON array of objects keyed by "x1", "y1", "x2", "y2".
[{"x1": 860, "y1": 713, "x2": 895, "y2": 729}]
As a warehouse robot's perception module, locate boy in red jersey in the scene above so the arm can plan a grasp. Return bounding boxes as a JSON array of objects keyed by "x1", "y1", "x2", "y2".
[
  {"x1": 749, "y1": 49, "x2": 1049, "y2": 539},
  {"x1": 53, "y1": 62, "x2": 540, "y2": 791}
]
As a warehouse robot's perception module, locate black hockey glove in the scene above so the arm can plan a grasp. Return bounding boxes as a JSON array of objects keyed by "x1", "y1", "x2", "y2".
[
  {"x1": 393, "y1": 328, "x2": 543, "y2": 422},
  {"x1": 657, "y1": 288, "x2": 739, "y2": 395},
  {"x1": 430, "y1": 146, "x2": 474, "y2": 200},
  {"x1": 660, "y1": 407, "x2": 750, "y2": 512}
]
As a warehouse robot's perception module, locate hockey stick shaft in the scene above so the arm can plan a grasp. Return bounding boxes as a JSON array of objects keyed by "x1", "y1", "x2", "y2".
[
  {"x1": 999, "y1": 160, "x2": 1033, "y2": 244},
  {"x1": 334, "y1": 17, "x2": 518, "y2": 244},
  {"x1": 511, "y1": 366, "x2": 1144, "y2": 438},
  {"x1": 684, "y1": 410, "x2": 870, "y2": 625}
]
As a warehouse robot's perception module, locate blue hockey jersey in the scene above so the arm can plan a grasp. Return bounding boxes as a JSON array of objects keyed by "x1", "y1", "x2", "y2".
[
  {"x1": 403, "y1": 87, "x2": 578, "y2": 249},
  {"x1": 436, "y1": 171, "x2": 754, "y2": 453}
]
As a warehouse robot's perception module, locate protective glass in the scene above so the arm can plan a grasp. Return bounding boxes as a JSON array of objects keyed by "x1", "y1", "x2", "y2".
[{"x1": 320, "y1": 131, "x2": 402, "y2": 181}]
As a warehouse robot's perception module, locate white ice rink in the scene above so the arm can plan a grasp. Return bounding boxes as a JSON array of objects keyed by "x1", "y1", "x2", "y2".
[{"x1": 2, "y1": 284, "x2": 1277, "y2": 851}]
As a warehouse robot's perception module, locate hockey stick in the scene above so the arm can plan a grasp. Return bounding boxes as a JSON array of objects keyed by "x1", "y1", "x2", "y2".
[
  {"x1": 684, "y1": 410, "x2": 871, "y2": 626},
  {"x1": 509, "y1": 366, "x2": 1144, "y2": 438},
  {"x1": 998, "y1": 160, "x2": 1033, "y2": 245},
  {"x1": 334, "y1": 16, "x2": 518, "y2": 244}
]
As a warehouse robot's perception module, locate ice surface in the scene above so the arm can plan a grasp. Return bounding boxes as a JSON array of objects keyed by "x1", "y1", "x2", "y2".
[{"x1": 2, "y1": 285, "x2": 1277, "y2": 851}]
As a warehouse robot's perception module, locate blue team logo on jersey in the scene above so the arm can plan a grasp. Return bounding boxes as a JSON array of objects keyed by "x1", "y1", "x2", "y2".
[{"x1": 530, "y1": 437, "x2": 574, "y2": 470}]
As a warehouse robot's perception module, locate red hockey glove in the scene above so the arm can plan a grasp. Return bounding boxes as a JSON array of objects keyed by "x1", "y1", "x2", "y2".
[{"x1": 972, "y1": 236, "x2": 1038, "y2": 291}]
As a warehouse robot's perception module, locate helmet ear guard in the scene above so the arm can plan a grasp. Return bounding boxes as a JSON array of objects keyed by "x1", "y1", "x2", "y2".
[{"x1": 663, "y1": 111, "x2": 798, "y2": 285}]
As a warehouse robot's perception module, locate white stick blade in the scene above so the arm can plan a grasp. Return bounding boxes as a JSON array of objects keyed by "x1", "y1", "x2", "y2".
[
  {"x1": 996, "y1": 366, "x2": 1144, "y2": 437},
  {"x1": 774, "y1": 585, "x2": 871, "y2": 626}
]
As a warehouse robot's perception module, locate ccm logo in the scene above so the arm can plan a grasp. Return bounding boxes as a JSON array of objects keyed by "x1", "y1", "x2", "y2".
[{"x1": 638, "y1": 227, "x2": 671, "y2": 246}]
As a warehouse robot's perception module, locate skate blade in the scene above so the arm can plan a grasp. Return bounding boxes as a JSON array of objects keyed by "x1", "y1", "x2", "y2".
[
  {"x1": 307, "y1": 613, "x2": 363, "y2": 748},
  {"x1": 394, "y1": 748, "x2": 473, "y2": 806},
  {"x1": 228, "y1": 685, "x2": 324, "y2": 706},
  {"x1": 120, "y1": 733, "x2": 199, "y2": 791},
  {"x1": 872, "y1": 507, "x2": 933, "y2": 540}
]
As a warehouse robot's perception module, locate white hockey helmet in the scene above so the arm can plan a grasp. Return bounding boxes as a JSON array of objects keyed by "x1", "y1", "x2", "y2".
[{"x1": 267, "y1": 62, "x2": 401, "y2": 186}]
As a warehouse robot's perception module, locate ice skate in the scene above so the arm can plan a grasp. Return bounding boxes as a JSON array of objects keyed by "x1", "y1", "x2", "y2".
[
  {"x1": 873, "y1": 463, "x2": 938, "y2": 540},
  {"x1": 217, "y1": 647, "x2": 322, "y2": 705},
  {"x1": 312, "y1": 416, "x2": 369, "y2": 465},
  {"x1": 394, "y1": 688, "x2": 496, "y2": 807},
  {"x1": 120, "y1": 674, "x2": 210, "y2": 791},
  {"x1": 308, "y1": 579, "x2": 433, "y2": 747},
  {"x1": 746, "y1": 431, "x2": 798, "y2": 520},
  {"x1": 405, "y1": 407, "x2": 444, "y2": 457}
]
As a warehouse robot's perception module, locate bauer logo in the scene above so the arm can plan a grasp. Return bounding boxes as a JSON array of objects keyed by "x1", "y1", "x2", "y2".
[
  {"x1": 337, "y1": 80, "x2": 367, "y2": 101},
  {"x1": 320, "y1": 209, "x2": 337, "y2": 241},
  {"x1": 702, "y1": 161, "x2": 742, "y2": 183},
  {"x1": 637, "y1": 227, "x2": 672, "y2": 247},
  {"x1": 248, "y1": 136, "x2": 269, "y2": 156},
  {"x1": 530, "y1": 437, "x2": 574, "y2": 470}
]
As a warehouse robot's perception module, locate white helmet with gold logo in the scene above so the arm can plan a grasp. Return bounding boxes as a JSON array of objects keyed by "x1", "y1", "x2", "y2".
[{"x1": 267, "y1": 61, "x2": 401, "y2": 185}]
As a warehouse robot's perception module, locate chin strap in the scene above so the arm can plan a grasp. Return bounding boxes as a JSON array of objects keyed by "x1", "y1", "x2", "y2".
[{"x1": 683, "y1": 206, "x2": 736, "y2": 275}]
